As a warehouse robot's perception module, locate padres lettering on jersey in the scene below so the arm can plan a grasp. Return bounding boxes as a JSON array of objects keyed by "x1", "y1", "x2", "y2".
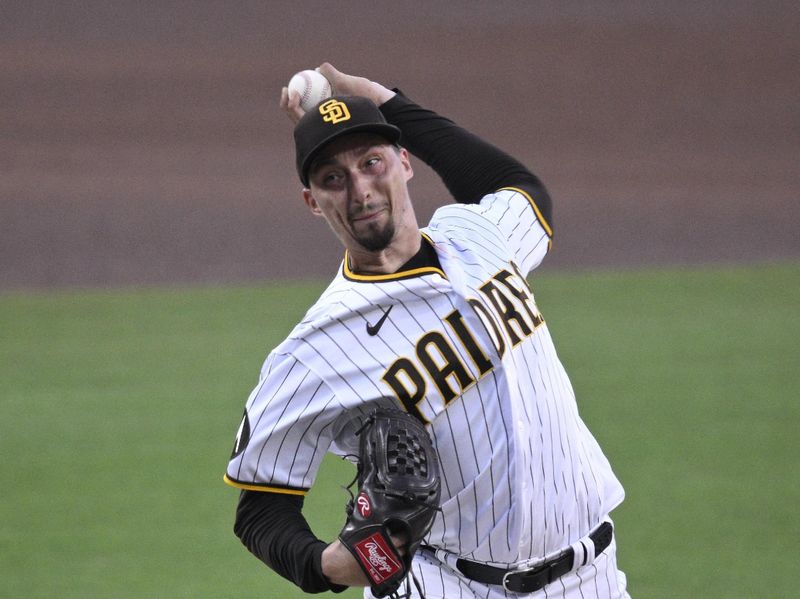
[
  {"x1": 382, "y1": 263, "x2": 544, "y2": 424},
  {"x1": 225, "y1": 187, "x2": 624, "y2": 565}
]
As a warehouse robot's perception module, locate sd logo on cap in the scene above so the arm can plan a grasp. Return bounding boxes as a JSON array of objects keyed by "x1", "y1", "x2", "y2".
[
  {"x1": 293, "y1": 95, "x2": 401, "y2": 186},
  {"x1": 319, "y1": 99, "x2": 351, "y2": 124}
]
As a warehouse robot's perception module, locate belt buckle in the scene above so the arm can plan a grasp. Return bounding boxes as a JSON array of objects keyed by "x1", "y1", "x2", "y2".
[
  {"x1": 501, "y1": 569, "x2": 519, "y2": 593},
  {"x1": 501, "y1": 562, "x2": 555, "y2": 594}
]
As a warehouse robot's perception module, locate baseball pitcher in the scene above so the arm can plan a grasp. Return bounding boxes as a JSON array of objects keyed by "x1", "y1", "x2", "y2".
[{"x1": 224, "y1": 63, "x2": 630, "y2": 598}]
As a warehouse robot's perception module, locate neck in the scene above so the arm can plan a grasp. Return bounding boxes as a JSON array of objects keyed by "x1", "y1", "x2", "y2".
[{"x1": 347, "y1": 231, "x2": 422, "y2": 275}]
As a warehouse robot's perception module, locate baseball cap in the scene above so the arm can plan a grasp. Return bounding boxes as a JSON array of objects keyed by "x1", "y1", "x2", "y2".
[{"x1": 294, "y1": 95, "x2": 401, "y2": 186}]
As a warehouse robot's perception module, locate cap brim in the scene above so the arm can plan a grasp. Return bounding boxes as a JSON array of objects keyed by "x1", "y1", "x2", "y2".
[{"x1": 301, "y1": 123, "x2": 401, "y2": 186}]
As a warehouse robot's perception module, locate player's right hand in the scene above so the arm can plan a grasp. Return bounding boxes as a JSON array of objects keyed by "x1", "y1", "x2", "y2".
[
  {"x1": 280, "y1": 63, "x2": 396, "y2": 125},
  {"x1": 317, "y1": 63, "x2": 396, "y2": 106},
  {"x1": 280, "y1": 86, "x2": 305, "y2": 124}
]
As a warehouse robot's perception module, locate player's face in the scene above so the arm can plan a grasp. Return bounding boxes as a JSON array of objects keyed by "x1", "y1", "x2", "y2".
[{"x1": 304, "y1": 133, "x2": 415, "y2": 254}]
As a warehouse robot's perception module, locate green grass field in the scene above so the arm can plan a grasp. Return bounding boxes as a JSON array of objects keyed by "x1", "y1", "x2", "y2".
[{"x1": 1, "y1": 263, "x2": 797, "y2": 598}]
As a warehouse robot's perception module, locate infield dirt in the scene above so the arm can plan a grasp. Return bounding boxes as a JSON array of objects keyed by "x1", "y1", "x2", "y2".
[{"x1": 2, "y1": 1, "x2": 798, "y2": 289}]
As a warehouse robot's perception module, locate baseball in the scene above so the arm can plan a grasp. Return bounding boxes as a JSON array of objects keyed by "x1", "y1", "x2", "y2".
[{"x1": 287, "y1": 69, "x2": 333, "y2": 112}]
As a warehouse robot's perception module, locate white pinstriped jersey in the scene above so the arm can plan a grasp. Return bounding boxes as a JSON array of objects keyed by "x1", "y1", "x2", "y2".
[{"x1": 225, "y1": 186, "x2": 624, "y2": 567}]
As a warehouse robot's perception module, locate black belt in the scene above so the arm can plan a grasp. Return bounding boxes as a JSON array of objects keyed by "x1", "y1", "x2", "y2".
[{"x1": 455, "y1": 521, "x2": 613, "y2": 594}]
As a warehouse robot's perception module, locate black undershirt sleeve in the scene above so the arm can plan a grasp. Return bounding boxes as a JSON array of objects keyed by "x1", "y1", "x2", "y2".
[
  {"x1": 233, "y1": 490, "x2": 348, "y2": 594},
  {"x1": 379, "y1": 90, "x2": 552, "y2": 230}
]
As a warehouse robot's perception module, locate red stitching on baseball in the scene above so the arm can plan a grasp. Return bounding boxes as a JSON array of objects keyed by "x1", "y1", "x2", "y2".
[{"x1": 300, "y1": 71, "x2": 313, "y2": 106}]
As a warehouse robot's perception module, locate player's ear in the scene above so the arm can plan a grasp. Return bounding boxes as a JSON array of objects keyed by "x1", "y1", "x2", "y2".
[
  {"x1": 399, "y1": 147, "x2": 414, "y2": 182},
  {"x1": 303, "y1": 189, "x2": 324, "y2": 216}
]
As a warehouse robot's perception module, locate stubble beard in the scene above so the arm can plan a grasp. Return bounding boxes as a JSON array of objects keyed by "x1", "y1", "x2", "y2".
[{"x1": 356, "y1": 218, "x2": 396, "y2": 252}]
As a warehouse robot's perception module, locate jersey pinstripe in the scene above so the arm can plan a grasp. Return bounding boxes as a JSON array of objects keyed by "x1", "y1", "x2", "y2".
[{"x1": 225, "y1": 186, "x2": 624, "y2": 567}]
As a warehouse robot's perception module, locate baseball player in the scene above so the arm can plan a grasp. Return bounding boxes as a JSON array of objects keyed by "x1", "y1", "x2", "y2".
[{"x1": 224, "y1": 63, "x2": 629, "y2": 598}]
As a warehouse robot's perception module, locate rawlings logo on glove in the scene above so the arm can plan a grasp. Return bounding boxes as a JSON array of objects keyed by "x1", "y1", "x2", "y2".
[
  {"x1": 339, "y1": 406, "x2": 441, "y2": 598},
  {"x1": 356, "y1": 492, "x2": 372, "y2": 517},
  {"x1": 354, "y1": 533, "x2": 403, "y2": 583}
]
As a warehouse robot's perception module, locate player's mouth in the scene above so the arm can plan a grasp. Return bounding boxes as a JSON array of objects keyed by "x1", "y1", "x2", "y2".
[{"x1": 350, "y1": 207, "x2": 387, "y2": 224}]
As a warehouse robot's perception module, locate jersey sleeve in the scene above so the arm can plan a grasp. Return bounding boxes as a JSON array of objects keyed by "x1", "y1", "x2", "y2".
[
  {"x1": 489, "y1": 184, "x2": 553, "y2": 274},
  {"x1": 430, "y1": 185, "x2": 552, "y2": 277},
  {"x1": 224, "y1": 351, "x2": 341, "y2": 495}
]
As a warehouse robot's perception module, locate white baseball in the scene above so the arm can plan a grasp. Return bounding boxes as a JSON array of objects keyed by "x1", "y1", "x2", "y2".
[{"x1": 287, "y1": 69, "x2": 333, "y2": 112}]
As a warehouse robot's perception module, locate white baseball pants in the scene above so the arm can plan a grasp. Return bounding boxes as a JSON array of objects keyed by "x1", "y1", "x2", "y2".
[{"x1": 365, "y1": 537, "x2": 630, "y2": 599}]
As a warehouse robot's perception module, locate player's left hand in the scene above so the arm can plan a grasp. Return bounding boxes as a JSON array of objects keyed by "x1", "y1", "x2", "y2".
[
  {"x1": 321, "y1": 539, "x2": 370, "y2": 586},
  {"x1": 321, "y1": 535, "x2": 408, "y2": 587},
  {"x1": 337, "y1": 407, "x2": 440, "y2": 597}
]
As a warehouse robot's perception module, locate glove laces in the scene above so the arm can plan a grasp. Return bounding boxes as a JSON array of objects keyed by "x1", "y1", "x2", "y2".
[{"x1": 387, "y1": 568, "x2": 426, "y2": 599}]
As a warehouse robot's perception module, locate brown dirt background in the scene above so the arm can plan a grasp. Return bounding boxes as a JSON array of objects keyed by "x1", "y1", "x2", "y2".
[{"x1": 1, "y1": 1, "x2": 798, "y2": 290}]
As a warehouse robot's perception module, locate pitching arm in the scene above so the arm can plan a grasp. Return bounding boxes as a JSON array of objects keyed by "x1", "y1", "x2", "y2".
[{"x1": 380, "y1": 92, "x2": 551, "y2": 223}]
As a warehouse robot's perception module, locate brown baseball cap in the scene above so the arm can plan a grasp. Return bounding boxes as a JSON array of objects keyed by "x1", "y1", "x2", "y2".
[{"x1": 294, "y1": 95, "x2": 401, "y2": 186}]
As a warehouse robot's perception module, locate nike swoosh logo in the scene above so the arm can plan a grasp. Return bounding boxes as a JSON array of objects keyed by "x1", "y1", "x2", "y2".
[{"x1": 366, "y1": 305, "x2": 393, "y2": 336}]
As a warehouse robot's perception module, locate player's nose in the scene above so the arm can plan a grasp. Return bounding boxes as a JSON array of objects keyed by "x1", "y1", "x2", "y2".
[{"x1": 347, "y1": 171, "x2": 371, "y2": 206}]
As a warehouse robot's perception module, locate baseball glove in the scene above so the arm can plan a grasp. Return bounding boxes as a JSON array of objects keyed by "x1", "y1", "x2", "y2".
[{"x1": 339, "y1": 407, "x2": 441, "y2": 598}]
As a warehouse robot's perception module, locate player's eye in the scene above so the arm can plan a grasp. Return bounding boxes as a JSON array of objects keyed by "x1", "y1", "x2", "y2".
[
  {"x1": 321, "y1": 171, "x2": 343, "y2": 186},
  {"x1": 364, "y1": 156, "x2": 382, "y2": 170}
]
